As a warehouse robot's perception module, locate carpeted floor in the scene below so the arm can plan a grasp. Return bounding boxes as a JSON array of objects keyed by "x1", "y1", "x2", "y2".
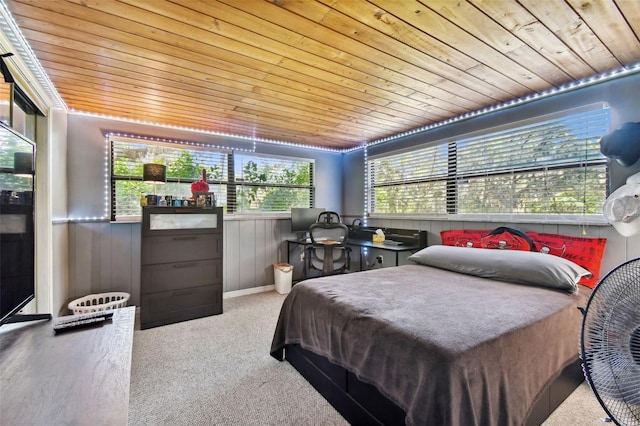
[
  {"x1": 128, "y1": 290, "x2": 608, "y2": 425},
  {"x1": 543, "y1": 381, "x2": 609, "y2": 425}
]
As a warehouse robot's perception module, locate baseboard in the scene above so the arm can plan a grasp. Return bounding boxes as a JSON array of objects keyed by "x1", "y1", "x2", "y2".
[{"x1": 223, "y1": 284, "x2": 276, "y2": 299}]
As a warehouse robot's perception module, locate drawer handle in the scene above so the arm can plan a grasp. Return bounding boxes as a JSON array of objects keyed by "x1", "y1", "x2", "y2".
[
  {"x1": 173, "y1": 289, "x2": 195, "y2": 296},
  {"x1": 173, "y1": 262, "x2": 197, "y2": 269},
  {"x1": 173, "y1": 236, "x2": 197, "y2": 241}
]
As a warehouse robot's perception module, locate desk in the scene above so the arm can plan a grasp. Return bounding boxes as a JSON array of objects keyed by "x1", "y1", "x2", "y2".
[
  {"x1": 0, "y1": 307, "x2": 135, "y2": 426},
  {"x1": 348, "y1": 239, "x2": 424, "y2": 270},
  {"x1": 287, "y1": 237, "x2": 424, "y2": 273}
]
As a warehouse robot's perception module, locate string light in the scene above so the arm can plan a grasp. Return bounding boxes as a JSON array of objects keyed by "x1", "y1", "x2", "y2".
[
  {"x1": 0, "y1": 1, "x2": 66, "y2": 109},
  {"x1": 358, "y1": 62, "x2": 640, "y2": 151},
  {"x1": 106, "y1": 132, "x2": 254, "y2": 153},
  {"x1": 68, "y1": 110, "x2": 343, "y2": 153},
  {"x1": 57, "y1": 59, "x2": 640, "y2": 223},
  {"x1": 363, "y1": 146, "x2": 368, "y2": 228},
  {"x1": 2, "y1": 0, "x2": 639, "y2": 155},
  {"x1": 67, "y1": 132, "x2": 258, "y2": 223}
]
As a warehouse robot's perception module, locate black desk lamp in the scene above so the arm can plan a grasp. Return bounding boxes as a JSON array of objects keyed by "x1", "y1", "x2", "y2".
[{"x1": 143, "y1": 163, "x2": 166, "y2": 194}]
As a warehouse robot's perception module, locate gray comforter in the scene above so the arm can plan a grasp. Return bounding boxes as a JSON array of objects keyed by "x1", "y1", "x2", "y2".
[{"x1": 270, "y1": 264, "x2": 588, "y2": 426}]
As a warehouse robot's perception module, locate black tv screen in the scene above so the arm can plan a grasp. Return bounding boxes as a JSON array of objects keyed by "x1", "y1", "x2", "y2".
[
  {"x1": 290, "y1": 207, "x2": 325, "y2": 233},
  {"x1": 0, "y1": 124, "x2": 36, "y2": 325}
]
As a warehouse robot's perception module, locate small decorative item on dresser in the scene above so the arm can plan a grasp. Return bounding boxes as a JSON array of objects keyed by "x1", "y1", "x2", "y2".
[
  {"x1": 191, "y1": 168, "x2": 209, "y2": 198},
  {"x1": 193, "y1": 192, "x2": 216, "y2": 207}
]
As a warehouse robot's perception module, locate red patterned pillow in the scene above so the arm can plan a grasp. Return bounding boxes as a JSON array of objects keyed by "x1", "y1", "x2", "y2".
[
  {"x1": 526, "y1": 232, "x2": 607, "y2": 288},
  {"x1": 440, "y1": 229, "x2": 489, "y2": 248},
  {"x1": 480, "y1": 227, "x2": 535, "y2": 251}
]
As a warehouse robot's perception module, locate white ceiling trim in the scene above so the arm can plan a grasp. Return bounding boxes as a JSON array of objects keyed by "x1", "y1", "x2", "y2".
[{"x1": 0, "y1": 0, "x2": 65, "y2": 113}]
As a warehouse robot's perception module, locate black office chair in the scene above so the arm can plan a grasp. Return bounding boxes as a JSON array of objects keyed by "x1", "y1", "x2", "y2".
[
  {"x1": 317, "y1": 211, "x2": 341, "y2": 224},
  {"x1": 305, "y1": 211, "x2": 351, "y2": 276}
]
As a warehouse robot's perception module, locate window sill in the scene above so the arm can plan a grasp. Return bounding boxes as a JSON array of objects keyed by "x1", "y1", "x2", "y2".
[
  {"x1": 109, "y1": 212, "x2": 292, "y2": 224},
  {"x1": 369, "y1": 213, "x2": 610, "y2": 226}
]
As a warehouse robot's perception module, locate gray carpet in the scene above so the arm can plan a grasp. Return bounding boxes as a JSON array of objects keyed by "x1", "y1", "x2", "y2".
[{"x1": 128, "y1": 290, "x2": 609, "y2": 425}]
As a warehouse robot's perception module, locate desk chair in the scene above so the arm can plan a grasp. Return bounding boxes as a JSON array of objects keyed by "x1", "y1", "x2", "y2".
[
  {"x1": 317, "y1": 210, "x2": 340, "y2": 224},
  {"x1": 306, "y1": 211, "x2": 351, "y2": 276}
]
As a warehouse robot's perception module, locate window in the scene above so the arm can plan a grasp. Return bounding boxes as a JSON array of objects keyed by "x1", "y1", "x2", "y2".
[
  {"x1": 368, "y1": 105, "x2": 610, "y2": 220},
  {"x1": 110, "y1": 136, "x2": 315, "y2": 220},
  {"x1": 368, "y1": 144, "x2": 450, "y2": 214},
  {"x1": 111, "y1": 137, "x2": 228, "y2": 220},
  {"x1": 0, "y1": 76, "x2": 41, "y2": 141},
  {"x1": 232, "y1": 153, "x2": 314, "y2": 213}
]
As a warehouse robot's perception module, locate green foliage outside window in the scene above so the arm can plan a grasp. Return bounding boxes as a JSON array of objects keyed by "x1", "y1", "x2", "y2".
[
  {"x1": 235, "y1": 157, "x2": 313, "y2": 213},
  {"x1": 369, "y1": 107, "x2": 610, "y2": 217},
  {"x1": 111, "y1": 138, "x2": 314, "y2": 219}
]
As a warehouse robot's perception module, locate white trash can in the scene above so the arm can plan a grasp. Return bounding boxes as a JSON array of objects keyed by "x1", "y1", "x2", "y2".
[{"x1": 273, "y1": 263, "x2": 293, "y2": 294}]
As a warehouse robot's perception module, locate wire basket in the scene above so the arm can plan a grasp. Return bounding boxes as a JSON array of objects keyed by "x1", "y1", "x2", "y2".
[{"x1": 68, "y1": 292, "x2": 130, "y2": 315}]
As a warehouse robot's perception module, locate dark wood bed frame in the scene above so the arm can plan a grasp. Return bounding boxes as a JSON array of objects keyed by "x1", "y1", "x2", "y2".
[{"x1": 285, "y1": 343, "x2": 585, "y2": 425}]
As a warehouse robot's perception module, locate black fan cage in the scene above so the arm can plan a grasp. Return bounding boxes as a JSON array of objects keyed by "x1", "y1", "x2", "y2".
[{"x1": 581, "y1": 258, "x2": 640, "y2": 426}]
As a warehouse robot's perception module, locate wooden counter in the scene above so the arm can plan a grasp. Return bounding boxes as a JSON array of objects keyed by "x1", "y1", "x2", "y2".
[{"x1": 0, "y1": 306, "x2": 135, "y2": 426}]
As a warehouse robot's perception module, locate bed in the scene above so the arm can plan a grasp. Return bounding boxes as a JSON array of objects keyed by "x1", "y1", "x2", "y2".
[{"x1": 271, "y1": 245, "x2": 596, "y2": 426}]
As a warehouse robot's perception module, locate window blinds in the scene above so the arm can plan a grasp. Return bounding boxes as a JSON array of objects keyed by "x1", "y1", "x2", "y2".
[
  {"x1": 368, "y1": 144, "x2": 449, "y2": 214},
  {"x1": 233, "y1": 153, "x2": 314, "y2": 213},
  {"x1": 111, "y1": 139, "x2": 315, "y2": 218},
  {"x1": 455, "y1": 108, "x2": 609, "y2": 216},
  {"x1": 111, "y1": 139, "x2": 228, "y2": 219},
  {"x1": 368, "y1": 106, "x2": 610, "y2": 219}
]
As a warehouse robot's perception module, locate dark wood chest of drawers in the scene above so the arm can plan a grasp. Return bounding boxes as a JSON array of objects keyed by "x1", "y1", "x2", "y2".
[{"x1": 140, "y1": 206, "x2": 223, "y2": 329}]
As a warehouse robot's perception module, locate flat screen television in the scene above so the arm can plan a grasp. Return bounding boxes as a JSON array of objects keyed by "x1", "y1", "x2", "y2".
[
  {"x1": 290, "y1": 207, "x2": 325, "y2": 237},
  {"x1": 0, "y1": 124, "x2": 40, "y2": 325}
]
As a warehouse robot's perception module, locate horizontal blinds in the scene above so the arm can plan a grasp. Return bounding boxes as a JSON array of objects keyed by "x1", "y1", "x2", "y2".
[
  {"x1": 111, "y1": 139, "x2": 315, "y2": 218},
  {"x1": 370, "y1": 144, "x2": 449, "y2": 214},
  {"x1": 371, "y1": 144, "x2": 449, "y2": 185},
  {"x1": 234, "y1": 154, "x2": 312, "y2": 185},
  {"x1": 112, "y1": 140, "x2": 228, "y2": 182},
  {"x1": 372, "y1": 180, "x2": 448, "y2": 214},
  {"x1": 455, "y1": 166, "x2": 607, "y2": 215},
  {"x1": 368, "y1": 106, "x2": 610, "y2": 217},
  {"x1": 230, "y1": 153, "x2": 314, "y2": 213},
  {"x1": 455, "y1": 108, "x2": 609, "y2": 216},
  {"x1": 456, "y1": 109, "x2": 609, "y2": 175},
  {"x1": 111, "y1": 139, "x2": 228, "y2": 219}
]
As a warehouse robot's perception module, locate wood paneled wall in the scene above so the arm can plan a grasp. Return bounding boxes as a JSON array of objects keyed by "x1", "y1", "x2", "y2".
[
  {"x1": 67, "y1": 218, "x2": 295, "y2": 311},
  {"x1": 67, "y1": 214, "x2": 640, "y2": 316}
]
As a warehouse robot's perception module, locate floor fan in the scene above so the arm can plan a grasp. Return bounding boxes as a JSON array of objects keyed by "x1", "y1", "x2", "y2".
[
  {"x1": 580, "y1": 126, "x2": 640, "y2": 425},
  {"x1": 580, "y1": 257, "x2": 640, "y2": 425}
]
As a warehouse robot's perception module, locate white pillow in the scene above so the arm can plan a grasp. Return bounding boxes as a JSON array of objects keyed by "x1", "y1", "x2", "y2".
[{"x1": 408, "y1": 245, "x2": 591, "y2": 293}]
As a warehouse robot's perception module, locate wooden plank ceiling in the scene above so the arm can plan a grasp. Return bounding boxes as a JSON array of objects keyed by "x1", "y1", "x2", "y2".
[{"x1": 3, "y1": 0, "x2": 640, "y2": 150}]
